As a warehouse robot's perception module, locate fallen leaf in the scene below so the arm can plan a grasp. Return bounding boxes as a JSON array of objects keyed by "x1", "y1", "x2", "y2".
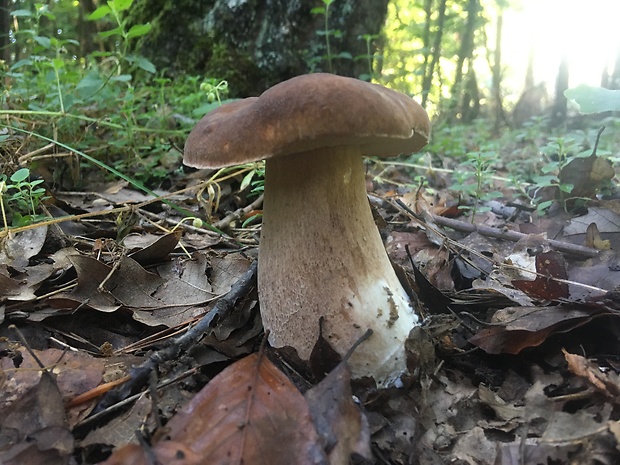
[
  {"x1": 585, "y1": 222, "x2": 611, "y2": 250},
  {"x1": 512, "y1": 251, "x2": 569, "y2": 300},
  {"x1": 559, "y1": 151, "x2": 614, "y2": 199},
  {"x1": 0, "y1": 371, "x2": 73, "y2": 465},
  {"x1": 0, "y1": 225, "x2": 48, "y2": 271},
  {"x1": 102, "y1": 353, "x2": 327, "y2": 465},
  {"x1": 469, "y1": 306, "x2": 599, "y2": 354},
  {"x1": 126, "y1": 231, "x2": 181, "y2": 265},
  {"x1": 563, "y1": 349, "x2": 620, "y2": 398},
  {"x1": 305, "y1": 362, "x2": 371, "y2": 463}
]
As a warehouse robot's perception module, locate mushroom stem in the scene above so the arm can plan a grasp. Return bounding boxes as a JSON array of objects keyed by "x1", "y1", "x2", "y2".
[{"x1": 259, "y1": 146, "x2": 419, "y2": 385}]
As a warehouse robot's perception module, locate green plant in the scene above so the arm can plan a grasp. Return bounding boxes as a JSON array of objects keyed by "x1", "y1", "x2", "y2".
[
  {"x1": 87, "y1": 0, "x2": 154, "y2": 78},
  {"x1": 240, "y1": 164, "x2": 265, "y2": 199},
  {"x1": 311, "y1": 0, "x2": 336, "y2": 73},
  {"x1": 356, "y1": 34, "x2": 379, "y2": 81},
  {"x1": 529, "y1": 136, "x2": 581, "y2": 213},
  {"x1": 451, "y1": 151, "x2": 502, "y2": 220},
  {"x1": 191, "y1": 79, "x2": 230, "y2": 117},
  {"x1": 310, "y1": 0, "x2": 351, "y2": 73},
  {"x1": 1, "y1": 1, "x2": 233, "y2": 187},
  {"x1": 0, "y1": 168, "x2": 49, "y2": 227}
]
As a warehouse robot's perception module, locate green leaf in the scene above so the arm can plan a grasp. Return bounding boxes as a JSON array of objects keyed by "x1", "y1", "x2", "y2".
[
  {"x1": 239, "y1": 169, "x2": 256, "y2": 191},
  {"x1": 564, "y1": 85, "x2": 620, "y2": 114},
  {"x1": 10, "y1": 9, "x2": 33, "y2": 17},
  {"x1": 10, "y1": 59, "x2": 33, "y2": 70},
  {"x1": 98, "y1": 26, "x2": 124, "y2": 38},
  {"x1": 126, "y1": 23, "x2": 151, "y2": 39},
  {"x1": 135, "y1": 56, "x2": 156, "y2": 73},
  {"x1": 39, "y1": 9, "x2": 56, "y2": 20},
  {"x1": 33, "y1": 36, "x2": 51, "y2": 48},
  {"x1": 241, "y1": 213, "x2": 262, "y2": 228},
  {"x1": 310, "y1": 7, "x2": 325, "y2": 14},
  {"x1": 536, "y1": 200, "x2": 554, "y2": 213},
  {"x1": 110, "y1": 0, "x2": 134, "y2": 12},
  {"x1": 76, "y1": 72, "x2": 105, "y2": 96},
  {"x1": 87, "y1": 5, "x2": 112, "y2": 20},
  {"x1": 51, "y1": 57, "x2": 65, "y2": 69},
  {"x1": 532, "y1": 175, "x2": 556, "y2": 187},
  {"x1": 10, "y1": 168, "x2": 30, "y2": 183}
]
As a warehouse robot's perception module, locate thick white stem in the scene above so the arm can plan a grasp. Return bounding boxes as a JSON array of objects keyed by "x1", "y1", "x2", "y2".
[{"x1": 258, "y1": 146, "x2": 419, "y2": 385}]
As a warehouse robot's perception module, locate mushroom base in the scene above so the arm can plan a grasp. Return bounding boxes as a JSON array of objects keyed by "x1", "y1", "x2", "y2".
[{"x1": 259, "y1": 146, "x2": 419, "y2": 386}]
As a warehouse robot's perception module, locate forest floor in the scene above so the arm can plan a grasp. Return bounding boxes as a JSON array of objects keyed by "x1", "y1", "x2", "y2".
[{"x1": 2, "y1": 130, "x2": 620, "y2": 465}]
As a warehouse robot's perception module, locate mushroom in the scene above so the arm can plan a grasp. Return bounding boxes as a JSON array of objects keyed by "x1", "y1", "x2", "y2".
[{"x1": 185, "y1": 73, "x2": 431, "y2": 386}]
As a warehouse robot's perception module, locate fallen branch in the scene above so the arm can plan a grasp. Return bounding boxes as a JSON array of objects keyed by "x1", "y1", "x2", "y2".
[{"x1": 394, "y1": 199, "x2": 600, "y2": 258}]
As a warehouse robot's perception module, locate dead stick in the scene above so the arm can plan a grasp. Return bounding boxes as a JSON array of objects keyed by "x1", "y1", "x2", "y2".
[
  {"x1": 394, "y1": 199, "x2": 599, "y2": 258},
  {"x1": 213, "y1": 194, "x2": 264, "y2": 230}
]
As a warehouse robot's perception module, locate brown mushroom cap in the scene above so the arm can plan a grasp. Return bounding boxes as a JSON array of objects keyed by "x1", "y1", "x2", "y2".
[{"x1": 184, "y1": 73, "x2": 430, "y2": 168}]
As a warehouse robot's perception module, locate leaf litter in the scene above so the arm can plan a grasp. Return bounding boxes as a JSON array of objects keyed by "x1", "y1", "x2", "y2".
[{"x1": 2, "y1": 146, "x2": 620, "y2": 464}]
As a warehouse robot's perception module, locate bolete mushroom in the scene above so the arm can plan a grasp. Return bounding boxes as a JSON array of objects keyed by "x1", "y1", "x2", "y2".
[{"x1": 185, "y1": 73, "x2": 431, "y2": 386}]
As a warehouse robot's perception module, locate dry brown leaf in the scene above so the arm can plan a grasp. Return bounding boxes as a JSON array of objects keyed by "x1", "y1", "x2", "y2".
[
  {"x1": 126, "y1": 231, "x2": 181, "y2": 265},
  {"x1": 469, "y1": 307, "x2": 597, "y2": 354},
  {"x1": 103, "y1": 353, "x2": 327, "y2": 465},
  {"x1": 512, "y1": 251, "x2": 569, "y2": 300},
  {"x1": 559, "y1": 152, "x2": 614, "y2": 199},
  {"x1": 52, "y1": 253, "x2": 226, "y2": 327},
  {"x1": 0, "y1": 225, "x2": 48, "y2": 270},
  {"x1": 585, "y1": 222, "x2": 611, "y2": 250},
  {"x1": 563, "y1": 349, "x2": 620, "y2": 398},
  {"x1": 305, "y1": 362, "x2": 371, "y2": 464},
  {"x1": 0, "y1": 371, "x2": 73, "y2": 465}
]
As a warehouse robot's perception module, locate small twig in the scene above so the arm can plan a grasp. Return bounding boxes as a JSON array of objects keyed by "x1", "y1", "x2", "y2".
[
  {"x1": 137, "y1": 208, "x2": 226, "y2": 238},
  {"x1": 591, "y1": 126, "x2": 605, "y2": 155},
  {"x1": 97, "y1": 258, "x2": 123, "y2": 293},
  {"x1": 213, "y1": 194, "x2": 264, "y2": 230},
  {"x1": 73, "y1": 367, "x2": 199, "y2": 432},
  {"x1": 16, "y1": 142, "x2": 54, "y2": 164},
  {"x1": 343, "y1": 329, "x2": 373, "y2": 362},
  {"x1": 10, "y1": 325, "x2": 48, "y2": 369}
]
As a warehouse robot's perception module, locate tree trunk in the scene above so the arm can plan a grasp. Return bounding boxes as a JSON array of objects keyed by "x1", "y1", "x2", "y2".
[
  {"x1": 419, "y1": 0, "x2": 433, "y2": 93},
  {"x1": 524, "y1": 47, "x2": 535, "y2": 90},
  {"x1": 461, "y1": 64, "x2": 480, "y2": 123},
  {"x1": 421, "y1": 0, "x2": 447, "y2": 108},
  {"x1": 610, "y1": 48, "x2": 620, "y2": 90},
  {"x1": 550, "y1": 56, "x2": 569, "y2": 127},
  {"x1": 130, "y1": 0, "x2": 389, "y2": 97},
  {"x1": 447, "y1": 0, "x2": 480, "y2": 122},
  {"x1": 0, "y1": 0, "x2": 10, "y2": 64},
  {"x1": 491, "y1": 7, "x2": 504, "y2": 134},
  {"x1": 78, "y1": 0, "x2": 98, "y2": 56}
]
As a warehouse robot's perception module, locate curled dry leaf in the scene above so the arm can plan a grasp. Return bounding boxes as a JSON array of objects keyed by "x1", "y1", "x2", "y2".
[
  {"x1": 469, "y1": 306, "x2": 599, "y2": 354},
  {"x1": 558, "y1": 150, "x2": 614, "y2": 200},
  {"x1": 563, "y1": 349, "x2": 620, "y2": 398},
  {"x1": 305, "y1": 362, "x2": 371, "y2": 463},
  {"x1": 102, "y1": 353, "x2": 327, "y2": 465},
  {"x1": 0, "y1": 371, "x2": 73, "y2": 465}
]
